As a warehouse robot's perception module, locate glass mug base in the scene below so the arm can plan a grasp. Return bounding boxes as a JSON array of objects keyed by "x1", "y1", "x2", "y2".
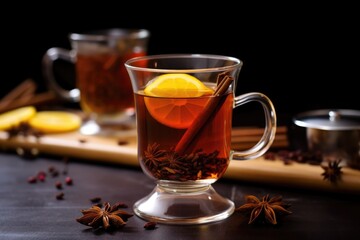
[{"x1": 133, "y1": 181, "x2": 235, "y2": 225}]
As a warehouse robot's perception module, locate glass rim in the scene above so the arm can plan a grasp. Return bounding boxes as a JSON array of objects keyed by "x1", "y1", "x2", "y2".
[
  {"x1": 124, "y1": 54, "x2": 243, "y2": 73},
  {"x1": 69, "y1": 28, "x2": 150, "y2": 41}
]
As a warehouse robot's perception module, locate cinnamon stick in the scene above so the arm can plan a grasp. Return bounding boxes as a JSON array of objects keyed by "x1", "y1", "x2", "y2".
[
  {"x1": 231, "y1": 133, "x2": 287, "y2": 143},
  {"x1": 0, "y1": 91, "x2": 59, "y2": 114},
  {"x1": 231, "y1": 126, "x2": 287, "y2": 137},
  {"x1": 231, "y1": 126, "x2": 289, "y2": 149},
  {"x1": 231, "y1": 139, "x2": 289, "y2": 150},
  {"x1": 175, "y1": 74, "x2": 234, "y2": 154},
  {"x1": 0, "y1": 79, "x2": 36, "y2": 109}
]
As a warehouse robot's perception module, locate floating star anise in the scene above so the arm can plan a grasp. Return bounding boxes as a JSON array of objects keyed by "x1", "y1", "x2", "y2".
[
  {"x1": 76, "y1": 202, "x2": 133, "y2": 230},
  {"x1": 143, "y1": 143, "x2": 228, "y2": 181},
  {"x1": 144, "y1": 142, "x2": 166, "y2": 169},
  {"x1": 321, "y1": 159, "x2": 343, "y2": 184},
  {"x1": 236, "y1": 194, "x2": 292, "y2": 225}
]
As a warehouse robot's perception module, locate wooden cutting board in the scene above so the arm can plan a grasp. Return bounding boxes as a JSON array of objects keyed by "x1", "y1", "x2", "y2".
[{"x1": 1, "y1": 126, "x2": 359, "y2": 195}]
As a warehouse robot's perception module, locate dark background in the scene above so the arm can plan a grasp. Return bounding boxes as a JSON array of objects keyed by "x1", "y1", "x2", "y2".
[{"x1": 2, "y1": 3, "x2": 359, "y2": 127}]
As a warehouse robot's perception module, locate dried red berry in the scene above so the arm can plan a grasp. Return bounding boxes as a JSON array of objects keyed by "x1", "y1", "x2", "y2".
[
  {"x1": 27, "y1": 176, "x2": 37, "y2": 183},
  {"x1": 90, "y1": 197, "x2": 102, "y2": 203},
  {"x1": 144, "y1": 221, "x2": 157, "y2": 230},
  {"x1": 37, "y1": 174, "x2": 46, "y2": 182},
  {"x1": 50, "y1": 169, "x2": 59, "y2": 177},
  {"x1": 55, "y1": 181, "x2": 63, "y2": 189},
  {"x1": 65, "y1": 176, "x2": 73, "y2": 185},
  {"x1": 48, "y1": 166, "x2": 56, "y2": 173},
  {"x1": 56, "y1": 192, "x2": 64, "y2": 200}
]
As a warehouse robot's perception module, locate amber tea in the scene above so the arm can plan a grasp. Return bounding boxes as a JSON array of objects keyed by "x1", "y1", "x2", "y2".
[
  {"x1": 135, "y1": 89, "x2": 233, "y2": 183},
  {"x1": 77, "y1": 52, "x2": 145, "y2": 115}
]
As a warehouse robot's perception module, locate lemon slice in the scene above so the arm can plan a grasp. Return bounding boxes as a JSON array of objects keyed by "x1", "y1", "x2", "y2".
[
  {"x1": 29, "y1": 111, "x2": 82, "y2": 133},
  {"x1": 144, "y1": 73, "x2": 214, "y2": 97},
  {"x1": 0, "y1": 106, "x2": 37, "y2": 131},
  {"x1": 143, "y1": 74, "x2": 214, "y2": 129}
]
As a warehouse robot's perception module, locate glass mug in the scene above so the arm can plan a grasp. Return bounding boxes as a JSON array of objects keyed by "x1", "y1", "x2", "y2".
[
  {"x1": 42, "y1": 28, "x2": 150, "y2": 136},
  {"x1": 125, "y1": 54, "x2": 277, "y2": 224}
]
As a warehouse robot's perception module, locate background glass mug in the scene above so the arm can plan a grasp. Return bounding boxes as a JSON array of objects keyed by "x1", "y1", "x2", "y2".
[
  {"x1": 42, "y1": 28, "x2": 150, "y2": 135},
  {"x1": 125, "y1": 54, "x2": 277, "y2": 224}
]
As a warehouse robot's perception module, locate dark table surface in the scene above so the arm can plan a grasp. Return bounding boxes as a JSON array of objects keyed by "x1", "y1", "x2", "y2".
[{"x1": 1, "y1": 151, "x2": 359, "y2": 240}]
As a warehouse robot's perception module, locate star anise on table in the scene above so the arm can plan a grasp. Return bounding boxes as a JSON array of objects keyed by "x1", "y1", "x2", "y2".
[
  {"x1": 76, "y1": 202, "x2": 133, "y2": 230},
  {"x1": 321, "y1": 159, "x2": 343, "y2": 184},
  {"x1": 236, "y1": 194, "x2": 292, "y2": 225}
]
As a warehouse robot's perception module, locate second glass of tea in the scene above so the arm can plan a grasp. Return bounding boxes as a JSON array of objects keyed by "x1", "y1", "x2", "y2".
[
  {"x1": 125, "y1": 54, "x2": 277, "y2": 224},
  {"x1": 43, "y1": 28, "x2": 150, "y2": 136}
]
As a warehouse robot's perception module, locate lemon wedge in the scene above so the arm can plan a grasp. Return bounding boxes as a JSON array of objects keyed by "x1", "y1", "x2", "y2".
[
  {"x1": 144, "y1": 73, "x2": 214, "y2": 97},
  {"x1": 0, "y1": 106, "x2": 37, "y2": 131},
  {"x1": 29, "y1": 111, "x2": 82, "y2": 133}
]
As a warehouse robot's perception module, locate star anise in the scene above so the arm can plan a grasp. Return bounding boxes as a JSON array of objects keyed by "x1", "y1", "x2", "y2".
[
  {"x1": 6, "y1": 121, "x2": 43, "y2": 139},
  {"x1": 236, "y1": 194, "x2": 292, "y2": 225},
  {"x1": 76, "y1": 202, "x2": 133, "y2": 230},
  {"x1": 144, "y1": 142, "x2": 166, "y2": 169},
  {"x1": 321, "y1": 159, "x2": 343, "y2": 184}
]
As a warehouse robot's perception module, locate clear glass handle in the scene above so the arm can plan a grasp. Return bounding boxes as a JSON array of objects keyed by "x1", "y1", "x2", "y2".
[
  {"x1": 42, "y1": 47, "x2": 80, "y2": 102},
  {"x1": 232, "y1": 92, "x2": 277, "y2": 160}
]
